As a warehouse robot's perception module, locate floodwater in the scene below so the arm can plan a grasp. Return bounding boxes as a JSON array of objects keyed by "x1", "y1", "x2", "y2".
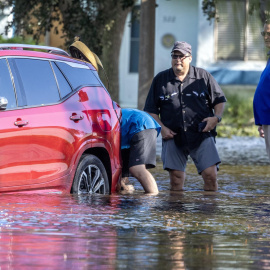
[{"x1": 1, "y1": 137, "x2": 270, "y2": 269}]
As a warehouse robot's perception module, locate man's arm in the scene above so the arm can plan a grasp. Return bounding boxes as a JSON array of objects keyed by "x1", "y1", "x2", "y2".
[
  {"x1": 213, "y1": 102, "x2": 225, "y2": 118},
  {"x1": 202, "y1": 102, "x2": 225, "y2": 132},
  {"x1": 147, "y1": 112, "x2": 176, "y2": 139},
  {"x1": 258, "y1": 126, "x2": 265, "y2": 138}
]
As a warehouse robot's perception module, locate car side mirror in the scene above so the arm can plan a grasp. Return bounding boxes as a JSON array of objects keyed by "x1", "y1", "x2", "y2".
[{"x1": 0, "y1": 97, "x2": 8, "y2": 110}]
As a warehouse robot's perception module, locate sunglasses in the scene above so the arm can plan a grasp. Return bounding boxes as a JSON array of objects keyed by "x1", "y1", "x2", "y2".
[
  {"x1": 171, "y1": 54, "x2": 190, "y2": 60},
  {"x1": 261, "y1": 31, "x2": 270, "y2": 37}
]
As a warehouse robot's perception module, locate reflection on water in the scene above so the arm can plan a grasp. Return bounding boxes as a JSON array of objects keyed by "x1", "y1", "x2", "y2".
[{"x1": 0, "y1": 163, "x2": 270, "y2": 269}]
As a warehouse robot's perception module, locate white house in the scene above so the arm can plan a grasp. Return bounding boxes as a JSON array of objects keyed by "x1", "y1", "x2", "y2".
[
  {"x1": 0, "y1": 7, "x2": 13, "y2": 39},
  {"x1": 119, "y1": 0, "x2": 266, "y2": 108}
]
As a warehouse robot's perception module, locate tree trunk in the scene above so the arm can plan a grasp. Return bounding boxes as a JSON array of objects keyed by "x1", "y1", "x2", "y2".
[
  {"x1": 137, "y1": 0, "x2": 156, "y2": 110},
  {"x1": 101, "y1": 6, "x2": 131, "y2": 103}
]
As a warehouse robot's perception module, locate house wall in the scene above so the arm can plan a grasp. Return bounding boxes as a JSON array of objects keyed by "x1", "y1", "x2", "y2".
[
  {"x1": 196, "y1": 1, "x2": 215, "y2": 67},
  {"x1": 119, "y1": 0, "x2": 200, "y2": 108},
  {"x1": 0, "y1": 8, "x2": 13, "y2": 38},
  {"x1": 119, "y1": 12, "x2": 139, "y2": 108},
  {"x1": 155, "y1": 0, "x2": 199, "y2": 74},
  {"x1": 119, "y1": 0, "x2": 267, "y2": 108}
]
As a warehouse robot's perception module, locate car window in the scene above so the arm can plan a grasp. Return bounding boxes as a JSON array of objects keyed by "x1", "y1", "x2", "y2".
[
  {"x1": 0, "y1": 58, "x2": 17, "y2": 109},
  {"x1": 92, "y1": 69, "x2": 110, "y2": 92},
  {"x1": 56, "y1": 61, "x2": 101, "y2": 90},
  {"x1": 14, "y1": 59, "x2": 60, "y2": 106},
  {"x1": 51, "y1": 62, "x2": 72, "y2": 98}
]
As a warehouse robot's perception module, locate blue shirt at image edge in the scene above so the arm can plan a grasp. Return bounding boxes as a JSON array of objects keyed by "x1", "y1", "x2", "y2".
[{"x1": 253, "y1": 61, "x2": 270, "y2": 125}]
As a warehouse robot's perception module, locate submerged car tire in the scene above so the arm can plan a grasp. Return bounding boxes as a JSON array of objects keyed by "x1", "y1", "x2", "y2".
[{"x1": 72, "y1": 154, "x2": 110, "y2": 195}]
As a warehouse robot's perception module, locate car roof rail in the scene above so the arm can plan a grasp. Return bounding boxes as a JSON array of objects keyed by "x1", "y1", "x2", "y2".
[{"x1": 0, "y1": 43, "x2": 69, "y2": 56}]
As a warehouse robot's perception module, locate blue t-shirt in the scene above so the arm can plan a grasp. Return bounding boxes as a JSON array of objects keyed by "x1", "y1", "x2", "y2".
[
  {"x1": 253, "y1": 59, "x2": 270, "y2": 125},
  {"x1": 121, "y1": 108, "x2": 161, "y2": 149}
]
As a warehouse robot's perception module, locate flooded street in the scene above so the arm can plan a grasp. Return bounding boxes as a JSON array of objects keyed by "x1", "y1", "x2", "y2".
[{"x1": 1, "y1": 137, "x2": 270, "y2": 269}]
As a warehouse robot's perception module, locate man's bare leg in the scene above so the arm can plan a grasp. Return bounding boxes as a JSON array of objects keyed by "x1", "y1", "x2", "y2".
[
  {"x1": 129, "y1": 165, "x2": 158, "y2": 194},
  {"x1": 201, "y1": 165, "x2": 218, "y2": 191},
  {"x1": 169, "y1": 170, "x2": 185, "y2": 191}
]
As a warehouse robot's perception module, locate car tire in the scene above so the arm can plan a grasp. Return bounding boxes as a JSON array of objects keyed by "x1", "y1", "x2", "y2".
[{"x1": 72, "y1": 154, "x2": 110, "y2": 195}]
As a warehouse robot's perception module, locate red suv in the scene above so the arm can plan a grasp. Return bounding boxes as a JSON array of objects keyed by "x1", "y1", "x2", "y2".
[{"x1": 0, "y1": 42, "x2": 122, "y2": 194}]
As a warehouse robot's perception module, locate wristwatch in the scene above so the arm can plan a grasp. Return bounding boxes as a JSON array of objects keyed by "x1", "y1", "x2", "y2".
[{"x1": 214, "y1": 115, "x2": 222, "y2": 123}]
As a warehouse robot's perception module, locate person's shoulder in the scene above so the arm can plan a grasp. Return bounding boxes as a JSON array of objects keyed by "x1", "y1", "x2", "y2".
[
  {"x1": 121, "y1": 108, "x2": 129, "y2": 115},
  {"x1": 154, "y1": 68, "x2": 172, "y2": 79},
  {"x1": 124, "y1": 108, "x2": 146, "y2": 117},
  {"x1": 134, "y1": 109, "x2": 150, "y2": 118},
  {"x1": 192, "y1": 65, "x2": 211, "y2": 76},
  {"x1": 122, "y1": 108, "x2": 135, "y2": 118},
  {"x1": 191, "y1": 65, "x2": 214, "y2": 81},
  {"x1": 152, "y1": 68, "x2": 174, "y2": 86}
]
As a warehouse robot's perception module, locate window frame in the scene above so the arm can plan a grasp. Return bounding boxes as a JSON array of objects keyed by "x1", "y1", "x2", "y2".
[
  {"x1": 50, "y1": 61, "x2": 73, "y2": 99},
  {"x1": 0, "y1": 57, "x2": 18, "y2": 110}
]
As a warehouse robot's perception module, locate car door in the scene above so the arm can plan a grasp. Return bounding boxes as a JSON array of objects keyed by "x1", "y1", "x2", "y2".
[
  {"x1": 0, "y1": 58, "x2": 32, "y2": 187},
  {"x1": 10, "y1": 58, "x2": 94, "y2": 185}
]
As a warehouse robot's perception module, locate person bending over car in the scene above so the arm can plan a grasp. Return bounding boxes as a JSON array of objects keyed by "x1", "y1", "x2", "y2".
[{"x1": 119, "y1": 109, "x2": 161, "y2": 194}]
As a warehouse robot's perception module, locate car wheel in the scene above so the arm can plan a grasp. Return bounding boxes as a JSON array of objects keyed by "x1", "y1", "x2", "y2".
[{"x1": 72, "y1": 154, "x2": 110, "y2": 195}]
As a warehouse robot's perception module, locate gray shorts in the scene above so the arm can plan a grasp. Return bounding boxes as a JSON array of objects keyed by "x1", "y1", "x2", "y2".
[
  {"x1": 161, "y1": 137, "x2": 220, "y2": 174},
  {"x1": 121, "y1": 129, "x2": 157, "y2": 177}
]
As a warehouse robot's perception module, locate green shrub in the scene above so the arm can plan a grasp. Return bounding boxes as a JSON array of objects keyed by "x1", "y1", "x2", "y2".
[
  {"x1": 217, "y1": 86, "x2": 258, "y2": 137},
  {"x1": 0, "y1": 36, "x2": 35, "y2": 44}
]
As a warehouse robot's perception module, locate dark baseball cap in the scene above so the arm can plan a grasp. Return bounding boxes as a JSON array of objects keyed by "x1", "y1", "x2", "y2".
[{"x1": 171, "y1": 41, "x2": 192, "y2": 55}]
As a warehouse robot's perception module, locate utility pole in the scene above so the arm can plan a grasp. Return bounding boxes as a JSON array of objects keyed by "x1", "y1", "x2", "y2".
[{"x1": 137, "y1": 0, "x2": 156, "y2": 109}]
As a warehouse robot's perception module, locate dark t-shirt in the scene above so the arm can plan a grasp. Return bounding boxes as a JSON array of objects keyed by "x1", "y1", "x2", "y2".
[{"x1": 144, "y1": 66, "x2": 226, "y2": 149}]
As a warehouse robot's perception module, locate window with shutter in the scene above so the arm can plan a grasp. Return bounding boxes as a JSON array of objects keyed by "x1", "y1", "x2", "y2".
[{"x1": 216, "y1": 0, "x2": 265, "y2": 61}]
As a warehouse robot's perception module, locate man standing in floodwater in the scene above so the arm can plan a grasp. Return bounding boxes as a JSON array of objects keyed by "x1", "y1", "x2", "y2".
[
  {"x1": 253, "y1": 20, "x2": 270, "y2": 161},
  {"x1": 144, "y1": 41, "x2": 226, "y2": 191}
]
